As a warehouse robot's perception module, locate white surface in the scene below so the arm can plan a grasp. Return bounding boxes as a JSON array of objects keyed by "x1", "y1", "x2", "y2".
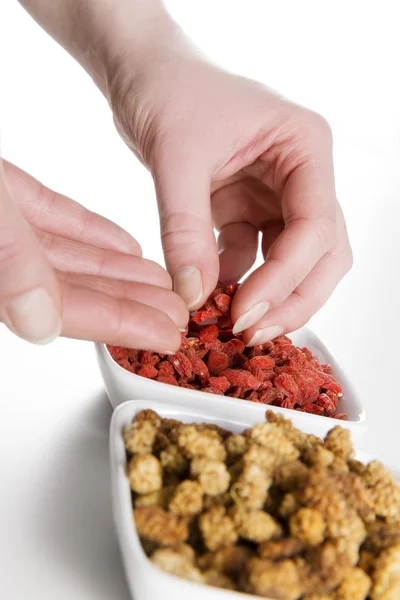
[
  {"x1": 0, "y1": 1, "x2": 400, "y2": 599},
  {"x1": 97, "y1": 326, "x2": 368, "y2": 437},
  {"x1": 111, "y1": 400, "x2": 398, "y2": 600}
]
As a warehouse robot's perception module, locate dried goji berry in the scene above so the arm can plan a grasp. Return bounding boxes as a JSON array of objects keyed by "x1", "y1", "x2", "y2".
[
  {"x1": 221, "y1": 369, "x2": 260, "y2": 390},
  {"x1": 232, "y1": 353, "x2": 248, "y2": 369},
  {"x1": 140, "y1": 351, "x2": 160, "y2": 366},
  {"x1": 244, "y1": 356, "x2": 275, "y2": 370},
  {"x1": 258, "y1": 380, "x2": 273, "y2": 392},
  {"x1": 225, "y1": 283, "x2": 239, "y2": 296},
  {"x1": 208, "y1": 376, "x2": 230, "y2": 393},
  {"x1": 214, "y1": 293, "x2": 232, "y2": 315},
  {"x1": 274, "y1": 373, "x2": 302, "y2": 404},
  {"x1": 199, "y1": 324, "x2": 219, "y2": 344},
  {"x1": 223, "y1": 339, "x2": 245, "y2": 357},
  {"x1": 186, "y1": 348, "x2": 209, "y2": 379},
  {"x1": 180, "y1": 334, "x2": 189, "y2": 350},
  {"x1": 247, "y1": 391, "x2": 260, "y2": 402},
  {"x1": 157, "y1": 374, "x2": 178, "y2": 386},
  {"x1": 320, "y1": 372, "x2": 342, "y2": 395},
  {"x1": 191, "y1": 307, "x2": 222, "y2": 323},
  {"x1": 217, "y1": 315, "x2": 234, "y2": 330},
  {"x1": 276, "y1": 396, "x2": 296, "y2": 410},
  {"x1": 301, "y1": 403, "x2": 325, "y2": 415},
  {"x1": 258, "y1": 388, "x2": 280, "y2": 404},
  {"x1": 207, "y1": 351, "x2": 229, "y2": 376},
  {"x1": 168, "y1": 351, "x2": 193, "y2": 380},
  {"x1": 333, "y1": 412, "x2": 347, "y2": 420},
  {"x1": 202, "y1": 386, "x2": 224, "y2": 395},
  {"x1": 230, "y1": 387, "x2": 244, "y2": 398},
  {"x1": 157, "y1": 361, "x2": 175, "y2": 376},
  {"x1": 137, "y1": 365, "x2": 158, "y2": 379},
  {"x1": 316, "y1": 393, "x2": 336, "y2": 414},
  {"x1": 107, "y1": 345, "x2": 131, "y2": 360},
  {"x1": 321, "y1": 363, "x2": 333, "y2": 374},
  {"x1": 117, "y1": 358, "x2": 131, "y2": 371}
]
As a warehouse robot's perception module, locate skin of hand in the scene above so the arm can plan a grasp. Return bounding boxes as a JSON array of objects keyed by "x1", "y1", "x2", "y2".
[
  {"x1": 107, "y1": 19, "x2": 353, "y2": 346},
  {"x1": 0, "y1": 160, "x2": 188, "y2": 350},
  {"x1": 18, "y1": 0, "x2": 353, "y2": 346}
]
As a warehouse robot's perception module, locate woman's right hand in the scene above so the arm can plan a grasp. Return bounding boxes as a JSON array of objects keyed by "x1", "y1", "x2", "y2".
[{"x1": 0, "y1": 160, "x2": 188, "y2": 352}]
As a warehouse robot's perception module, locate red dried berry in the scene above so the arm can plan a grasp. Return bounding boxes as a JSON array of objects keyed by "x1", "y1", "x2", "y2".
[
  {"x1": 180, "y1": 334, "x2": 189, "y2": 350},
  {"x1": 117, "y1": 358, "x2": 131, "y2": 371},
  {"x1": 301, "y1": 403, "x2": 325, "y2": 415},
  {"x1": 107, "y1": 345, "x2": 130, "y2": 360},
  {"x1": 214, "y1": 293, "x2": 232, "y2": 315},
  {"x1": 274, "y1": 373, "x2": 302, "y2": 404},
  {"x1": 156, "y1": 374, "x2": 178, "y2": 386},
  {"x1": 208, "y1": 376, "x2": 230, "y2": 393},
  {"x1": 207, "y1": 351, "x2": 229, "y2": 376},
  {"x1": 258, "y1": 388, "x2": 280, "y2": 404},
  {"x1": 230, "y1": 387, "x2": 244, "y2": 398},
  {"x1": 321, "y1": 363, "x2": 333, "y2": 374},
  {"x1": 137, "y1": 365, "x2": 158, "y2": 379},
  {"x1": 223, "y1": 339, "x2": 245, "y2": 357},
  {"x1": 225, "y1": 283, "x2": 239, "y2": 296},
  {"x1": 247, "y1": 391, "x2": 260, "y2": 402},
  {"x1": 217, "y1": 315, "x2": 234, "y2": 330},
  {"x1": 140, "y1": 351, "x2": 160, "y2": 366},
  {"x1": 316, "y1": 393, "x2": 336, "y2": 414},
  {"x1": 333, "y1": 412, "x2": 347, "y2": 420},
  {"x1": 199, "y1": 324, "x2": 219, "y2": 344},
  {"x1": 157, "y1": 361, "x2": 175, "y2": 376},
  {"x1": 187, "y1": 348, "x2": 209, "y2": 379},
  {"x1": 168, "y1": 351, "x2": 193, "y2": 380},
  {"x1": 320, "y1": 372, "x2": 342, "y2": 395},
  {"x1": 221, "y1": 369, "x2": 259, "y2": 390},
  {"x1": 192, "y1": 307, "x2": 222, "y2": 323},
  {"x1": 277, "y1": 396, "x2": 296, "y2": 410},
  {"x1": 245, "y1": 356, "x2": 275, "y2": 370},
  {"x1": 203, "y1": 387, "x2": 224, "y2": 396}
]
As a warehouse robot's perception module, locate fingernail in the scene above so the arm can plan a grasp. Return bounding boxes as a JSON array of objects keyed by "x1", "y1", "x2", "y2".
[
  {"x1": 232, "y1": 301, "x2": 270, "y2": 335},
  {"x1": 247, "y1": 325, "x2": 284, "y2": 347},
  {"x1": 5, "y1": 287, "x2": 62, "y2": 344},
  {"x1": 173, "y1": 266, "x2": 203, "y2": 310}
]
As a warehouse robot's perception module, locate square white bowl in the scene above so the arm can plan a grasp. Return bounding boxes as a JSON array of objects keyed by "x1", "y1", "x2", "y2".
[
  {"x1": 98, "y1": 326, "x2": 367, "y2": 439},
  {"x1": 110, "y1": 399, "x2": 386, "y2": 600}
]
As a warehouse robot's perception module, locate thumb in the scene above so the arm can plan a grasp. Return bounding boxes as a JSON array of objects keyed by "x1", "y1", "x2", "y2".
[
  {"x1": 0, "y1": 163, "x2": 62, "y2": 343},
  {"x1": 154, "y1": 159, "x2": 219, "y2": 310}
]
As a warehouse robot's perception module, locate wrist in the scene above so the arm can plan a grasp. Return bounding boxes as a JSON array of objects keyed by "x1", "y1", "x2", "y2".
[{"x1": 87, "y1": 0, "x2": 177, "y2": 97}]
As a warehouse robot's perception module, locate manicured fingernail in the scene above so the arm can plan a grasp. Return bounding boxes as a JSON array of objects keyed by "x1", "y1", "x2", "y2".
[
  {"x1": 173, "y1": 266, "x2": 203, "y2": 310},
  {"x1": 232, "y1": 301, "x2": 270, "y2": 335},
  {"x1": 5, "y1": 287, "x2": 62, "y2": 344},
  {"x1": 247, "y1": 325, "x2": 284, "y2": 347}
]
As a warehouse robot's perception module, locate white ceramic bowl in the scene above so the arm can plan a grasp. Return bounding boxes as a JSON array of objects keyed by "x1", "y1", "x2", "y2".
[
  {"x1": 110, "y1": 399, "x2": 386, "y2": 600},
  {"x1": 98, "y1": 326, "x2": 367, "y2": 438}
]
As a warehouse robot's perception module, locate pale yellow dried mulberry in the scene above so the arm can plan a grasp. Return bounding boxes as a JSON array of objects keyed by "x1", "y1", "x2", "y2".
[{"x1": 127, "y1": 454, "x2": 162, "y2": 494}]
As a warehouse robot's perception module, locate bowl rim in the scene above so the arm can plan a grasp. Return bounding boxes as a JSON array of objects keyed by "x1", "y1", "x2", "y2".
[{"x1": 97, "y1": 326, "x2": 368, "y2": 426}]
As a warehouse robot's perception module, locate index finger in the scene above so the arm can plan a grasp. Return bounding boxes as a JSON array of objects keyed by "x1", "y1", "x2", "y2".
[{"x1": 231, "y1": 148, "x2": 337, "y2": 335}]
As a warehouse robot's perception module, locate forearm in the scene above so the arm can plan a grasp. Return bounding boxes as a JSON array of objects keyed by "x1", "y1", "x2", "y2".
[{"x1": 17, "y1": 0, "x2": 172, "y2": 96}]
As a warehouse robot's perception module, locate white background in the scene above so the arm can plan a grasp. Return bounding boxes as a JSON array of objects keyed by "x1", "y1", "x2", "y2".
[{"x1": 0, "y1": 1, "x2": 400, "y2": 598}]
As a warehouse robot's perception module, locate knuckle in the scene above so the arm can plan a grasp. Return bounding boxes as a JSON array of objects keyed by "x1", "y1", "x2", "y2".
[{"x1": 160, "y1": 212, "x2": 207, "y2": 256}]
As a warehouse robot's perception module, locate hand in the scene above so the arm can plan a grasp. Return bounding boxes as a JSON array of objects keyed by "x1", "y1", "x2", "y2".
[
  {"x1": 108, "y1": 21, "x2": 352, "y2": 345},
  {"x1": 0, "y1": 160, "x2": 187, "y2": 350}
]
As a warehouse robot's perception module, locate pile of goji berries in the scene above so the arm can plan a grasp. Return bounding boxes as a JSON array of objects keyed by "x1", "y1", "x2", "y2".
[{"x1": 107, "y1": 284, "x2": 346, "y2": 419}]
